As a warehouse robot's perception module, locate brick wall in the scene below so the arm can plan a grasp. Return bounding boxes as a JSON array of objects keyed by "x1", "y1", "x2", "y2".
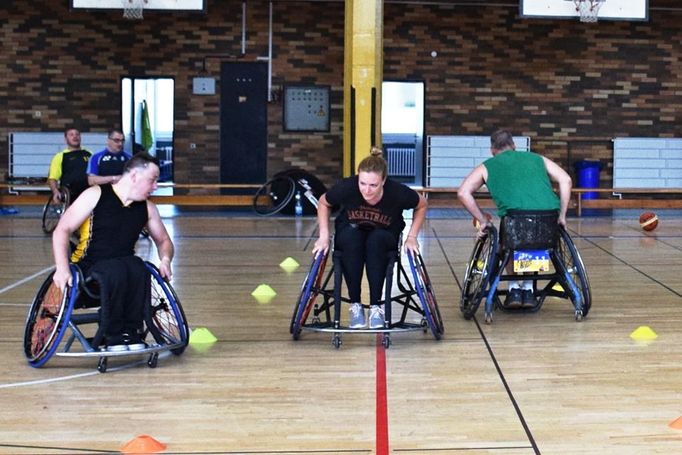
[{"x1": 2, "y1": 1, "x2": 682, "y2": 189}]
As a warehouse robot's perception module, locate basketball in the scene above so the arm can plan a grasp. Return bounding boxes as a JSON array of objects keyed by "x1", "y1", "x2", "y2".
[
  {"x1": 473, "y1": 212, "x2": 493, "y2": 229},
  {"x1": 639, "y1": 211, "x2": 658, "y2": 231}
]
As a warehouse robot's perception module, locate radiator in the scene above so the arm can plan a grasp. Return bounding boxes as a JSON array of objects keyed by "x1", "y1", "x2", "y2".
[{"x1": 385, "y1": 144, "x2": 416, "y2": 177}]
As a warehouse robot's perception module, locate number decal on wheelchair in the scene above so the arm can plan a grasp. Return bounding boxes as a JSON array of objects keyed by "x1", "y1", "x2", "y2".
[{"x1": 513, "y1": 249, "x2": 550, "y2": 272}]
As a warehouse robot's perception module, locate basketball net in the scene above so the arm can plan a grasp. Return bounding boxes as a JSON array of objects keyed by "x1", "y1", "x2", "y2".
[
  {"x1": 574, "y1": 0, "x2": 604, "y2": 23},
  {"x1": 122, "y1": 0, "x2": 147, "y2": 20}
]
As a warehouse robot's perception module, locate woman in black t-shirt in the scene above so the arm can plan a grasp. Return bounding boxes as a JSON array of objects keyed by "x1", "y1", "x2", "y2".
[{"x1": 312, "y1": 148, "x2": 428, "y2": 329}]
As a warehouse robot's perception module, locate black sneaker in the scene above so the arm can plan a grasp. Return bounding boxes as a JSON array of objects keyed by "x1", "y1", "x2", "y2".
[
  {"x1": 521, "y1": 289, "x2": 536, "y2": 308},
  {"x1": 504, "y1": 288, "x2": 523, "y2": 309},
  {"x1": 122, "y1": 332, "x2": 146, "y2": 352}
]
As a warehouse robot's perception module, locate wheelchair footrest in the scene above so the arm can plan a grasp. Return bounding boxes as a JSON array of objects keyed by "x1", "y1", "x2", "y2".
[
  {"x1": 301, "y1": 323, "x2": 424, "y2": 334},
  {"x1": 55, "y1": 343, "x2": 183, "y2": 358}
]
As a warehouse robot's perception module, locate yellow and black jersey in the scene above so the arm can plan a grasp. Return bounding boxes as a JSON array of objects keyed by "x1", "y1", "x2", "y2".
[
  {"x1": 47, "y1": 148, "x2": 91, "y2": 196},
  {"x1": 71, "y1": 184, "x2": 148, "y2": 268}
]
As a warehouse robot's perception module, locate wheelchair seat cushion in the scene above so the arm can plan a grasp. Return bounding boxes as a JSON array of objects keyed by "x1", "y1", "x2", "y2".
[{"x1": 500, "y1": 210, "x2": 559, "y2": 250}]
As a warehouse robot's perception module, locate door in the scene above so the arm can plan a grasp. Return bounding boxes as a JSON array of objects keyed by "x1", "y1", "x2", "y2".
[
  {"x1": 121, "y1": 77, "x2": 175, "y2": 182},
  {"x1": 220, "y1": 62, "x2": 268, "y2": 188},
  {"x1": 381, "y1": 80, "x2": 425, "y2": 186}
]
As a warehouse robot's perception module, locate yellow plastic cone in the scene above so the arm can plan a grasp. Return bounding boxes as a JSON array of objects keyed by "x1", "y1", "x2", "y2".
[
  {"x1": 279, "y1": 257, "x2": 300, "y2": 273},
  {"x1": 552, "y1": 283, "x2": 564, "y2": 292},
  {"x1": 121, "y1": 434, "x2": 166, "y2": 454},
  {"x1": 252, "y1": 284, "x2": 277, "y2": 304},
  {"x1": 189, "y1": 327, "x2": 217, "y2": 344},
  {"x1": 629, "y1": 325, "x2": 658, "y2": 341}
]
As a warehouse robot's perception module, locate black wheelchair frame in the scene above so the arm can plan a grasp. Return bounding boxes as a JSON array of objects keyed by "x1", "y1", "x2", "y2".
[
  {"x1": 290, "y1": 243, "x2": 444, "y2": 348},
  {"x1": 460, "y1": 214, "x2": 591, "y2": 324},
  {"x1": 23, "y1": 262, "x2": 189, "y2": 372},
  {"x1": 42, "y1": 186, "x2": 70, "y2": 234}
]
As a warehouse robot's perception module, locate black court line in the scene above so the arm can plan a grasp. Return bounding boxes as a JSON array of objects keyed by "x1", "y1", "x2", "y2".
[
  {"x1": 0, "y1": 443, "x2": 113, "y2": 453},
  {"x1": 567, "y1": 228, "x2": 682, "y2": 299},
  {"x1": 432, "y1": 226, "x2": 463, "y2": 291},
  {"x1": 471, "y1": 315, "x2": 540, "y2": 454},
  {"x1": 433, "y1": 227, "x2": 539, "y2": 454},
  {"x1": 0, "y1": 444, "x2": 371, "y2": 454},
  {"x1": 394, "y1": 446, "x2": 532, "y2": 452}
]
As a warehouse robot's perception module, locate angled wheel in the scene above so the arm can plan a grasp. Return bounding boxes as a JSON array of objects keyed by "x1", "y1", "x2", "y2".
[
  {"x1": 460, "y1": 225, "x2": 498, "y2": 320},
  {"x1": 23, "y1": 266, "x2": 80, "y2": 367},
  {"x1": 290, "y1": 251, "x2": 328, "y2": 340},
  {"x1": 407, "y1": 250, "x2": 444, "y2": 340},
  {"x1": 556, "y1": 226, "x2": 591, "y2": 318},
  {"x1": 42, "y1": 187, "x2": 70, "y2": 234},
  {"x1": 144, "y1": 262, "x2": 189, "y2": 355},
  {"x1": 253, "y1": 176, "x2": 296, "y2": 216}
]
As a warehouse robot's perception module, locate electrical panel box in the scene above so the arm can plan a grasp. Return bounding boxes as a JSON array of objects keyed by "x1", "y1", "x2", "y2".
[
  {"x1": 193, "y1": 77, "x2": 215, "y2": 95},
  {"x1": 283, "y1": 85, "x2": 330, "y2": 132}
]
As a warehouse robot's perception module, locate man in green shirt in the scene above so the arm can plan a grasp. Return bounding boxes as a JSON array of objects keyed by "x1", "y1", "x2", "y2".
[{"x1": 458, "y1": 129, "x2": 572, "y2": 307}]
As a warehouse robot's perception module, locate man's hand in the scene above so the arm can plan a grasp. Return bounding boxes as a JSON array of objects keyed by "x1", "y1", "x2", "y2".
[
  {"x1": 51, "y1": 191, "x2": 62, "y2": 204},
  {"x1": 52, "y1": 266, "x2": 72, "y2": 292},
  {"x1": 159, "y1": 257, "x2": 172, "y2": 280},
  {"x1": 476, "y1": 220, "x2": 492, "y2": 240}
]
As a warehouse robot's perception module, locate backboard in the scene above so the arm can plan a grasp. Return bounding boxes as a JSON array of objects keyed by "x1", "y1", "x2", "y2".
[
  {"x1": 71, "y1": 0, "x2": 206, "y2": 12},
  {"x1": 520, "y1": 0, "x2": 648, "y2": 21}
]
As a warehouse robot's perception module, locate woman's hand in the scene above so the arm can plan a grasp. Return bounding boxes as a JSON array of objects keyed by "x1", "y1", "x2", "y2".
[
  {"x1": 404, "y1": 235, "x2": 419, "y2": 253},
  {"x1": 312, "y1": 237, "x2": 329, "y2": 257}
]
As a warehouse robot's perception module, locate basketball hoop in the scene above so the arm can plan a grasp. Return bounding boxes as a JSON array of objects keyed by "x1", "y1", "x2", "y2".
[
  {"x1": 574, "y1": 0, "x2": 605, "y2": 23},
  {"x1": 122, "y1": 0, "x2": 147, "y2": 20}
]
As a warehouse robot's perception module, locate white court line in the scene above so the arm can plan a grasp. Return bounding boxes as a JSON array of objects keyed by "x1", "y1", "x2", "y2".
[
  {"x1": 1, "y1": 358, "x2": 149, "y2": 389},
  {"x1": 3, "y1": 352, "x2": 172, "y2": 389},
  {"x1": 0, "y1": 266, "x2": 54, "y2": 295}
]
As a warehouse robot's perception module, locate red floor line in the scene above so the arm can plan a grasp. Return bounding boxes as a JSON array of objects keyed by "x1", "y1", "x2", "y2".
[{"x1": 376, "y1": 334, "x2": 389, "y2": 455}]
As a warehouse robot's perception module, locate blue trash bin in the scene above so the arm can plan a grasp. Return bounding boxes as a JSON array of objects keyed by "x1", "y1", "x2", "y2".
[{"x1": 574, "y1": 160, "x2": 603, "y2": 200}]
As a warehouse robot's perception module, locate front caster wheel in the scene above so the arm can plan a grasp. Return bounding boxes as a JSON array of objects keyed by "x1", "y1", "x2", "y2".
[
  {"x1": 97, "y1": 356, "x2": 108, "y2": 373},
  {"x1": 382, "y1": 334, "x2": 391, "y2": 349},
  {"x1": 485, "y1": 312, "x2": 493, "y2": 324},
  {"x1": 332, "y1": 334, "x2": 342, "y2": 349}
]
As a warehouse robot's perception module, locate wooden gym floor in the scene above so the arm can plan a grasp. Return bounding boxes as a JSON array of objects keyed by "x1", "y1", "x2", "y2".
[{"x1": 1, "y1": 207, "x2": 682, "y2": 454}]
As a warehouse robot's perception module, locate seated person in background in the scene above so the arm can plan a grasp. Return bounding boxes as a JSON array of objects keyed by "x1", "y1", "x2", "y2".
[
  {"x1": 87, "y1": 128, "x2": 132, "y2": 186},
  {"x1": 52, "y1": 152, "x2": 174, "y2": 351},
  {"x1": 47, "y1": 127, "x2": 91, "y2": 203},
  {"x1": 312, "y1": 147, "x2": 428, "y2": 329},
  {"x1": 457, "y1": 128, "x2": 572, "y2": 308}
]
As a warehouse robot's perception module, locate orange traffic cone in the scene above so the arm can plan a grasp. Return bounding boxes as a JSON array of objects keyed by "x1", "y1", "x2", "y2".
[
  {"x1": 668, "y1": 416, "x2": 682, "y2": 430},
  {"x1": 121, "y1": 434, "x2": 167, "y2": 454}
]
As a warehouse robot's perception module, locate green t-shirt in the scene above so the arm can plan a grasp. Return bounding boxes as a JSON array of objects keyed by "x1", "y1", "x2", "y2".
[{"x1": 483, "y1": 150, "x2": 560, "y2": 217}]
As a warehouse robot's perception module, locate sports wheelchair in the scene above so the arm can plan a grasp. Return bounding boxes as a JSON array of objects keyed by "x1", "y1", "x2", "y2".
[
  {"x1": 460, "y1": 210, "x2": 591, "y2": 324},
  {"x1": 24, "y1": 262, "x2": 189, "y2": 373},
  {"x1": 42, "y1": 186, "x2": 70, "y2": 234},
  {"x1": 290, "y1": 241, "x2": 444, "y2": 348}
]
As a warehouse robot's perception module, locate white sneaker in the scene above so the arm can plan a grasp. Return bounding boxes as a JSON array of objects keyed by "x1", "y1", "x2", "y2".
[
  {"x1": 369, "y1": 306, "x2": 385, "y2": 329},
  {"x1": 348, "y1": 303, "x2": 366, "y2": 328}
]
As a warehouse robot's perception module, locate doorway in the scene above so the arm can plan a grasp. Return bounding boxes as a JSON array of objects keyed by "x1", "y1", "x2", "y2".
[
  {"x1": 220, "y1": 62, "x2": 268, "y2": 189},
  {"x1": 121, "y1": 77, "x2": 175, "y2": 182},
  {"x1": 381, "y1": 80, "x2": 425, "y2": 186}
]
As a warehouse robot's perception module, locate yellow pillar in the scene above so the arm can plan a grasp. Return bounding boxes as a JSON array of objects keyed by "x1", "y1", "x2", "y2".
[{"x1": 343, "y1": 0, "x2": 383, "y2": 177}]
